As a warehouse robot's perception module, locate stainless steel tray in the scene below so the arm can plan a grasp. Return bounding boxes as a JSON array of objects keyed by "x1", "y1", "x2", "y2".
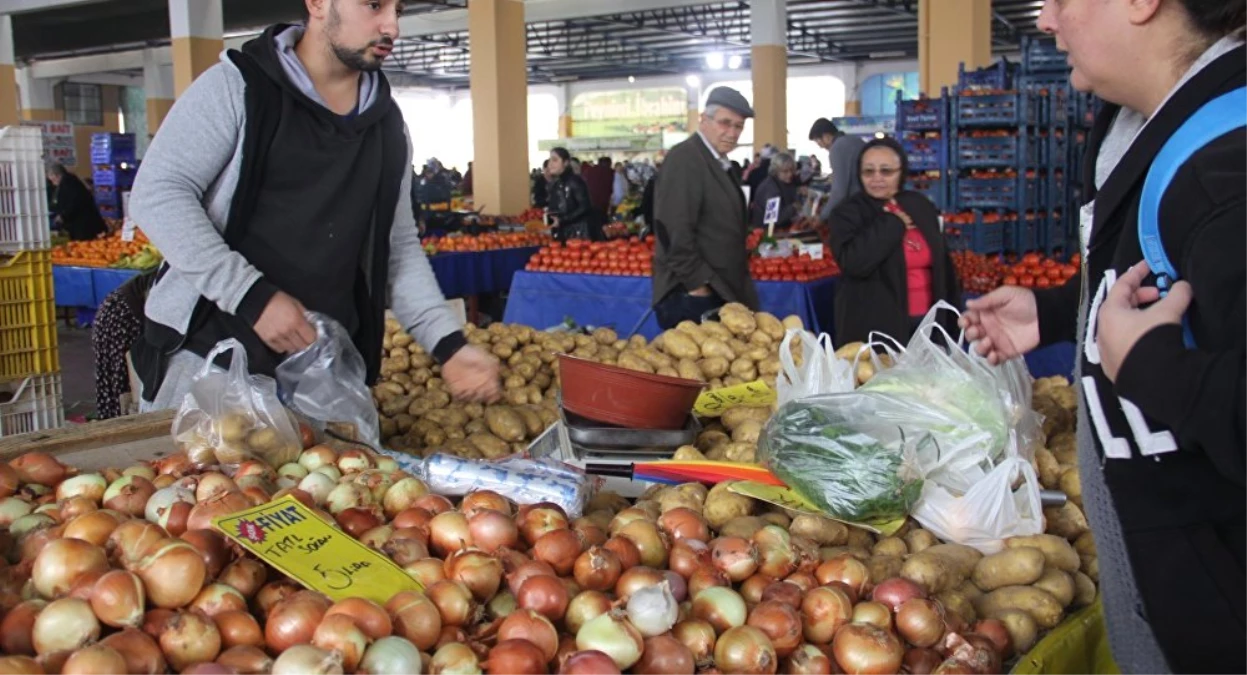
[{"x1": 561, "y1": 408, "x2": 701, "y2": 450}]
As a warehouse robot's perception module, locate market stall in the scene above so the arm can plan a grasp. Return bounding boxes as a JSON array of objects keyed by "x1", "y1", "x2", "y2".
[{"x1": 426, "y1": 247, "x2": 542, "y2": 299}]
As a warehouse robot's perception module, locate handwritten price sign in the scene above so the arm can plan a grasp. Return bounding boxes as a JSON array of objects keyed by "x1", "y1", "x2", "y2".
[
  {"x1": 693, "y1": 380, "x2": 776, "y2": 417},
  {"x1": 214, "y1": 495, "x2": 422, "y2": 603}
]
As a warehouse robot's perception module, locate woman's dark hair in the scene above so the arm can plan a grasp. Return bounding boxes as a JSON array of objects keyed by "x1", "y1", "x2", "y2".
[
  {"x1": 550, "y1": 147, "x2": 572, "y2": 174},
  {"x1": 858, "y1": 136, "x2": 909, "y2": 189},
  {"x1": 1178, "y1": 0, "x2": 1246, "y2": 37}
]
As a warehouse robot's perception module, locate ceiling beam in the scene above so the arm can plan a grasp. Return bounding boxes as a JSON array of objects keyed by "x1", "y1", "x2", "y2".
[
  {"x1": 398, "y1": 0, "x2": 721, "y2": 38},
  {"x1": 0, "y1": 0, "x2": 108, "y2": 14}
]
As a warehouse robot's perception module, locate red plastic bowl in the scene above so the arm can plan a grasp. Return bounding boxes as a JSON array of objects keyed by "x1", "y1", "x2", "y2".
[{"x1": 558, "y1": 354, "x2": 704, "y2": 430}]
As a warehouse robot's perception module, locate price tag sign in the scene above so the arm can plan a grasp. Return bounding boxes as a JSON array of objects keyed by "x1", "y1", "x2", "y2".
[
  {"x1": 120, "y1": 220, "x2": 137, "y2": 242},
  {"x1": 728, "y1": 481, "x2": 907, "y2": 536},
  {"x1": 763, "y1": 197, "x2": 781, "y2": 226},
  {"x1": 693, "y1": 380, "x2": 776, "y2": 417},
  {"x1": 214, "y1": 495, "x2": 423, "y2": 604}
]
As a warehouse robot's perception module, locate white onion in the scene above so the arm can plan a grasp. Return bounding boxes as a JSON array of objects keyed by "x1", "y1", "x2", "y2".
[
  {"x1": 278, "y1": 463, "x2": 309, "y2": 481},
  {"x1": 0, "y1": 497, "x2": 34, "y2": 526},
  {"x1": 33, "y1": 597, "x2": 100, "y2": 655},
  {"x1": 358, "y1": 636, "x2": 424, "y2": 674},
  {"x1": 626, "y1": 580, "x2": 679, "y2": 637},
  {"x1": 576, "y1": 610, "x2": 644, "y2": 670},
  {"x1": 272, "y1": 645, "x2": 345, "y2": 675},
  {"x1": 298, "y1": 472, "x2": 337, "y2": 505},
  {"x1": 144, "y1": 486, "x2": 195, "y2": 523},
  {"x1": 10, "y1": 513, "x2": 55, "y2": 538},
  {"x1": 313, "y1": 466, "x2": 343, "y2": 481},
  {"x1": 55, "y1": 474, "x2": 107, "y2": 503}
]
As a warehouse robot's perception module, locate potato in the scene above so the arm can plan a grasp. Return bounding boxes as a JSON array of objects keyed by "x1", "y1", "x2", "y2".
[
  {"x1": 617, "y1": 352, "x2": 655, "y2": 374},
  {"x1": 781, "y1": 315, "x2": 804, "y2": 331},
  {"x1": 504, "y1": 388, "x2": 529, "y2": 406},
  {"x1": 484, "y1": 407, "x2": 526, "y2": 442},
  {"x1": 722, "y1": 442, "x2": 756, "y2": 463},
  {"x1": 956, "y1": 580, "x2": 984, "y2": 602},
  {"x1": 696, "y1": 430, "x2": 731, "y2": 453},
  {"x1": 467, "y1": 432, "x2": 510, "y2": 459},
  {"x1": 1003, "y1": 534, "x2": 1080, "y2": 572},
  {"x1": 855, "y1": 360, "x2": 876, "y2": 385},
  {"x1": 754, "y1": 312, "x2": 785, "y2": 341},
  {"x1": 426, "y1": 408, "x2": 469, "y2": 430},
  {"x1": 1081, "y1": 555, "x2": 1099, "y2": 582},
  {"x1": 387, "y1": 395, "x2": 418, "y2": 417},
  {"x1": 1043, "y1": 502, "x2": 1090, "y2": 540},
  {"x1": 444, "y1": 428, "x2": 466, "y2": 442},
  {"x1": 1059, "y1": 466, "x2": 1082, "y2": 505},
  {"x1": 491, "y1": 343, "x2": 514, "y2": 359},
  {"x1": 721, "y1": 376, "x2": 744, "y2": 388},
  {"x1": 821, "y1": 546, "x2": 870, "y2": 561},
  {"x1": 789, "y1": 514, "x2": 848, "y2": 546},
  {"x1": 729, "y1": 358, "x2": 758, "y2": 382},
  {"x1": 731, "y1": 420, "x2": 763, "y2": 445},
  {"x1": 721, "y1": 406, "x2": 771, "y2": 432},
  {"x1": 675, "y1": 321, "x2": 708, "y2": 345},
  {"x1": 703, "y1": 482, "x2": 755, "y2": 529},
  {"x1": 728, "y1": 338, "x2": 752, "y2": 358},
  {"x1": 1033, "y1": 568, "x2": 1075, "y2": 608},
  {"x1": 1072, "y1": 571, "x2": 1097, "y2": 608},
  {"x1": 846, "y1": 527, "x2": 875, "y2": 551},
  {"x1": 1073, "y1": 532, "x2": 1097, "y2": 559},
  {"x1": 742, "y1": 345, "x2": 770, "y2": 362},
  {"x1": 464, "y1": 419, "x2": 487, "y2": 436},
  {"x1": 905, "y1": 528, "x2": 939, "y2": 554},
  {"x1": 661, "y1": 331, "x2": 701, "y2": 360},
  {"x1": 656, "y1": 366, "x2": 679, "y2": 378},
  {"x1": 423, "y1": 428, "x2": 448, "y2": 447},
  {"x1": 972, "y1": 548, "x2": 1047, "y2": 591},
  {"x1": 700, "y1": 321, "x2": 733, "y2": 342},
  {"x1": 627, "y1": 334, "x2": 648, "y2": 349},
  {"x1": 936, "y1": 589, "x2": 978, "y2": 624},
  {"x1": 715, "y1": 516, "x2": 765, "y2": 540},
  {"x1": 426, "y1": 390, "x2": 452, "y2": 409},
  {"x1": 704, "y1": 444, "x2": 728, "y2": 461},
  {"x1": 379, "y1": 418, "x2": 398, "y2": 440},
  {"x1": 866, "y1": 555, "x2": 905, "y2": 584},
  {"x1": 657, "y1": 489, "x2": 703, "y2": 514},
  {"x1": 700, "y1": 338, "x2": 736, "y2": 361},
  {"x1": 668, "y1": 359, "x2": 703, "y2": 383},
  {"x1": 592, "y1": 327, "x2": 618, "y2": 345},
  {"x1": 1035, "y1": 448, "x2": 1062, "y2": 489},
  {"x1": 748, "y1": 331, "x2": 774, "y2": 348},
  {"x1": 535, "y1": 406, "x2": 559, "y2": 428},
  {"x1": 872, "y1": 537, "x2": 907, "y2": 558},
  {"x1": 901, "y1": 552, "x2": 957, "y2": 593},
  {"x1": 218, "y1": 412, "x2": 251, "y2": 443},
  {"x1": 503, "y1": 374, "x2": 527, "y2": 390},
  {"x1": 757, "y1": 356, "x2": 781, "y2": 377},
  {"x1": 924, "y1": 544, "x2": 982, "y2": 579},
  {"x1": 463, "y1": 403, "x2": 485, "y2": 420},
  {"x1": 976, "y1": 586, "x2": 1064, "y2": 628},
  {"x1": 514, "y1": 407, "x2": 544, "y2": 437},
  {"x1": 696, "y1": 356, "x2": 730, "y2": 380},
  {"x1": 719, "y1": 307, "x2": 757, "y2": 336},
  {"x1": 992, "y1": 609, "x2": 1039, "y2": 653},
  {"x1": 411, "y1": 353, "x2": 434, "y2": 369}
]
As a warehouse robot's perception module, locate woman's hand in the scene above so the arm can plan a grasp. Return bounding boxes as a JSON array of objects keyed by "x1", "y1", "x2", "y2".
[{"x1": 884, "y1": 199, "x2": 915, "y2": 228}]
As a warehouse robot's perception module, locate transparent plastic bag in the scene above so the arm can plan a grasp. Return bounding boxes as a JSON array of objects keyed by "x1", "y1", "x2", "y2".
[
  {"x1": 911, "y1": 456, "x2": 1044, "y2": 554},
  {"x1": 418, "y1": 453, "x2": 592, "y2": 518},
  {"x1": 775, "y1": 329, "x2": 856, "y2": 406},
  {"x1": 276, "y1": 312, "x2": 382, "y2": 451},
  {"x1": 172, "y1": 339, "x2": 303, "y2": 468}
]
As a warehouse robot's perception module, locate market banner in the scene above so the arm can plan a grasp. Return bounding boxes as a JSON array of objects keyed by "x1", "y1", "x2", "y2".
[
  {"x1": 23, "y1": 120, "x2": 76, "y2": 167},
  {"x1": 570, "y1": 87, "x2": 689, "y2": 136}
]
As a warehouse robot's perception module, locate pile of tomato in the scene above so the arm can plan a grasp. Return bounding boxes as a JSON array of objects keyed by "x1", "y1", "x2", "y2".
[
  {"x1": 424, "y1": 232, "x2": 553, "y2": 254},
  {"x1": 950, "y1": 251, "x2": 1009, "y2": 295},
  {"x1": 524, "y1": 237, "x2": 656, "y2": 276},
  {"x1": 1002, "y1": 252, "x2": 1080, "y2": 289},
  {"x1": 749, "y1": 251, "x2": 839, "y2": 283}
]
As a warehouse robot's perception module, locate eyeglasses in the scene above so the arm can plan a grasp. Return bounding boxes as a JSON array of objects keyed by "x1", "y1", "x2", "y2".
[
  {"x1": 712, "y1": 117, "x2": 746, "y2": 132},
  {"x1": 861, "y1": 167, "x2": 901, "y2": 177}
]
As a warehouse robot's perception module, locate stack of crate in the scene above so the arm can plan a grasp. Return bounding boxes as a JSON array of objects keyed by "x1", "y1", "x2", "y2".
[
  {"x1": 896, "y1": 93, "x2": 950, "y2": 211},
  {"x1": 91, "y1": 133, "x2": 138, "y2": 221},
  {"x1": 0, "y1": 126, "x2": 63, "y2": 437}
]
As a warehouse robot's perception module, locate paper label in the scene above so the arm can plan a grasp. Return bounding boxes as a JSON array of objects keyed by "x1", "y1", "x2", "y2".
[
  {"x1": 214, "y1": 495, "x2": 422, "y2": 604},
  {"x1": 727, "y1": 481, "x2": 907, "y2": 536},
  {"x1": 764, "y1": 197, "x2": 781, "y2": 225},
  {"x1": 693, "y1": 380, "x2": 776, "y2": 417},
  {"x1": 120, "y1": 221, "x2": 136, "y2": 242}
]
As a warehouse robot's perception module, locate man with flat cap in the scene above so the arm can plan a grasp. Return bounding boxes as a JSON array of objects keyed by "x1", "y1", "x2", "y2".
[{"x1": 651, "y1": 86, "x2": 760, "y2": 329}]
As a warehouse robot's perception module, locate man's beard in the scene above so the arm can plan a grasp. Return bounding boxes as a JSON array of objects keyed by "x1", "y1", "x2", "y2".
[{"x1": 326, "y1": 1, "x2": 391, "y2": 73}]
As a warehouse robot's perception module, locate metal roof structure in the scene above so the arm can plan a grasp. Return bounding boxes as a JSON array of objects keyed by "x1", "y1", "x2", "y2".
[{"x1": 12, "y1": 0, "x2": 1050, "y2": 85}]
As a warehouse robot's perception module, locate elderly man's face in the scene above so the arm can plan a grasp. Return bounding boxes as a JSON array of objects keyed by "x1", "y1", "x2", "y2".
[{"x1": 699, "y1": 107, "x2": 747, "y2": 155}]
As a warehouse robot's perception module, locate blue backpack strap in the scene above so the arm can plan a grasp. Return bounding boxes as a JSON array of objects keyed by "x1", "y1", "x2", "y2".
[{"x1": 1138, "y1": 86, "x2": 1247, "y2": 348}]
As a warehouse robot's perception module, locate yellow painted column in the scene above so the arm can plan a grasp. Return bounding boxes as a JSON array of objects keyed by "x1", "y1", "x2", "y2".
[
  {"x1": 844, "y1": 100, "x2": 862, "y2": 116},
  {"x1": 169, "y1": 0, "x2": 224, "y2": 97},
  {"x1": 919, "y1": 0, "x2": 992, "y2": 95},
  {"x1": 469, "y1": 0, "x2": 529, "y2": 215},
  {"x1": 558, "y1": 115, "x2": 573, "y2": 138},
  {"x1": 144, "y1": 50, "x2": 175, "y2": 132},
  {"x1": 750, "y1": 0, "x2": 787, "y2": 151},
  {"x1": 18, "y1": 68, "x2": 59, "y2": 122},
  {"x1": 0, "y1": 17, "x2": 19, "y2": 127}
]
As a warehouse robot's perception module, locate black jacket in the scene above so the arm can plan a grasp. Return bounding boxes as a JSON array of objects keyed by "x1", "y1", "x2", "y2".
[
  {"x1": 747, "y1": 158, "x2": 770, "y2": 206},
  {"x1": 1032, "y1": 46, "x2": 1244, "y2": 673},
  {"x1": 52, "y1": 173, "x2": 107, "y2": 241},
  {"x1": 750, "y1": 175, "x2": 798, "y2": 230},
  {"x1": 547, "y1": 171, "x2": 592, "y2": 232},
  {"x1": 828, "y1": 190, "x2": 960, "y2": 345},
  {"x1": 532, "y1": 173, "x2": 549, "y2": 209}
]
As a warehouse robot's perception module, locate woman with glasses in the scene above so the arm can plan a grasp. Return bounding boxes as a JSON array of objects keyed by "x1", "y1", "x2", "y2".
[
  {"x1": 750, "y1": 152, "x2": 799, "y2": 230},
  {"x1": 827, "y1": 137, "x2": 960, "y2": 344}
]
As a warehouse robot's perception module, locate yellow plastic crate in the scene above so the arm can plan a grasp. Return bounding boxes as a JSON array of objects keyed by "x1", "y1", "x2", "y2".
[{"x1": 0, "y1": 249, "x2": 58, "y2": 380}]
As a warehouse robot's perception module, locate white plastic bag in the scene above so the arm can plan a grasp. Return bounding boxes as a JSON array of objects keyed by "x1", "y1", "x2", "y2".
[
  {"x1": 775, "y1": 329, "x2": 855, "y2": 406},
  {"x1": 276, "y1": 313, "x2": 381, "y2": 451},
  {"x1": 910, "y1": 455, "x2": 1044, "y2": 554}
]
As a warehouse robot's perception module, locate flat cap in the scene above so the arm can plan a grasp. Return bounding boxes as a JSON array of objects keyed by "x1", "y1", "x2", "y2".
[{"x1": 705, "y1": 86, "x2": 754, "y2": 118}]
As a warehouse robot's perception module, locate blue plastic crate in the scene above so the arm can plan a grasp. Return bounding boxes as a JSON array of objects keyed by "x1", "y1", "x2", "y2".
[
  {"x1": 955, "y1": 92, "x2": 1043, "y2": 127},
  {"x1": 945, "y1": 213, "x2": 1007, "y2": 254},
  {"x1": 98, "y1": 204, "x2": 121, "y2": 219},
  {"x1": 896, "y1": 92, "x2": 949, "y2": 132},
  {"x1": 955, "y1": 173, "x2": 1044, "y2": 211},
  {"x1": 1022, "y1": 37, "x2": 1068, "y2": 73},
  {"x1": 901, "y1": 136, "x2": 947, "y2": 172},
  {"x1": 1010, "y1": 217, "x2": 1040, "y2": 252},
  {"x1": 90, "y1": 133, "x2": 134, "y2": 149},
  {"x1": 93, "y1": 188, "x2": 121, "y2": 208},
  {"x1": 92, "y1": 166, "x2": 137, "y2": 188},
  {"x1": 958, "y1": 59, "x2": 1013, "y2": 91},
  {"x1": 1074, "y1": 92, "x2": 1101, "y2": 127},
  {"x1": 909, "y1": 173, "x2": 948, "y2": 210},
  {"x1": 91, "y1": 149, "x2": 136, "y2": 165},
  {"x1": 955, "y1": 134, "x2": 1044, "y2": 168},
  {"x1": 1046, "y1": 131, "x2": 1069, "y2": 168},
  {"x1": 1016, "y1": 72, "x2": 1070, "y2": 94}
]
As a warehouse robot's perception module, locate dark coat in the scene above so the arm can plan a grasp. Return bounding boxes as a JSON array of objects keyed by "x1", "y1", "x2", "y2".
[
  {"x1": 750, "y1": 175, "x2": 798, "y2": 230},
  {"x1": 52, "y1": 172, "x2": 107, "y2": 241},
  {"x1": 827, "y1": 189, "x2": 959, "y2": 344},
  {"x1": 547, "y1": 171, "x2": 593, "y2": 236},
  {"x1": 652, "y1": 134, "x2": 758, "y2": 308}
]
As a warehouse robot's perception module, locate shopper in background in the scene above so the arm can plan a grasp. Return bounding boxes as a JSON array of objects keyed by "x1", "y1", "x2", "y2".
[
  {"x1": 746, "y1": 143, "x2": 776, "y2": 206},
  {"x1": 92, "y1": 270, "x2": 158, "y2": 419},
  {"x1": 651, "y1": 86, "x2": 759, "y2": 329},
  {"x1": 828, "y1": 137, "x2": 959, "y2": 345},
  {"x1": 611, "y1": 162, "x2": 629, "y2": 210},
  {"x1": 531, "y1": 159, "x2": 551, "y2": 208},
  {"x1": 809, "y1": 117, "x2": 864, "y2": 218},
  {"x1": 460, "y1": 161, "x2": 473, "y2": 195},
  {"x1": 45, "y1": 161, "x2": 107, "y2": 241},
  {"x1": 750, "y1": 152, "x2": 800, "y2": 231},
  {"x1": 128, "y1": 0, "x2": 500, "y2": 411},
  {"x1": 545, "y1": 147, "x2": 593, "y2": 241},
  {"x1": 961, "y1": 2, "x2": 1244, "y2": 672}
]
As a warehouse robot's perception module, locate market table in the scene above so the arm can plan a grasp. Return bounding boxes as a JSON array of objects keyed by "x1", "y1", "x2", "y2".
[
  {"x1": 502, "y1": 271, "x2": 837, "y2": 339},
  {"x1": 426, "y1": 246, "x2": 538, "y2": 299},
  {"x1": 52, "y1": 265, "x2": 143, "y2": 325}
]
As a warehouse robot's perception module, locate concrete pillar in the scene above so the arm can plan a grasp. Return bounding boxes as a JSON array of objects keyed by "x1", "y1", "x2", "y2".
[
  {"x1": 750, "y1": 0, "x2": 787, "y2": 151},
  {"x1": 686, "y1": 79, "x2": 701, "y2": 133},
  {"x1": 0, "y1": 16, "x2": 18, "y2": 126},
  {"x1": 144, "y1": 49, "x2": 175, "y2": 131},
  {"x1": 468, "y1": 0, "x2": 529, "y2": 215},
  {"x1": 919, "y1": 0, "x2": 992, "y2": 95},
  {"x1": 17, "y1": 68, "x2": 59, "y2": 121},
  {"x1": 844, "y1": 100, "x2": 862, "y2": 116},
  {"x1": 169, "y1": 0, "x2": 223, "y2": 97}
]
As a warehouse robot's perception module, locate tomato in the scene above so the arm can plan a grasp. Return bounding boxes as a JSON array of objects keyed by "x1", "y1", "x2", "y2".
[
  {"x1": 1020, "y1": 274, "x2": 1036, "y2": 288},
  {"x1": 1022, "y1": 253, "x2": 1041, "y2": 266},
  {"x1": 1046, "y1": 267, "x2": 1063, "y2": 280},
  {"x1": 1036, "y1": 276, "x2": 1052, "y2": 289},
  {"x1": 1003, "y1": 275, "x2": 1018, "y2": 286}
]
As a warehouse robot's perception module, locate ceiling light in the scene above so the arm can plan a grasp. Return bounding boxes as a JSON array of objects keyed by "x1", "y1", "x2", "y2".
[
  {"x1": 628, "y1": 75, "x2": 636, "y2": 83},
  {"x1": 728, "y1": 54, "x2": 742, "y2": 69},
  {"x1": 685, "y1": 74, "x2": 701, "y2": 88},
  {"x1": 705, "y1": 53, "x2": 725, "y2": 70},
  {"x1": 875, "y1": 132, "x2": 886, "y2": 138}
]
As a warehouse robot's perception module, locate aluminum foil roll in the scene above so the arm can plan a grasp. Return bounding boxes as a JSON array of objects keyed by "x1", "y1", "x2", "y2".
[{"x1": 420, "y1": 453, "x2": 590, "y2": 517}]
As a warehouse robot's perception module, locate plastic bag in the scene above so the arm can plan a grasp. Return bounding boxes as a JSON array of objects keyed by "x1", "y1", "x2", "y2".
[
  {"x1": 775, "y1": 329, "x2": 856, "y2": 406},
  {"x1": 911, "y1": 456, "x2": 1043, "y2": 553},
  {"x1": 276, "y1": 312, "x2": 381, "y2": 451},
  {"x1": 172, "y1": 339, "x2": 303, "y2": 468}
]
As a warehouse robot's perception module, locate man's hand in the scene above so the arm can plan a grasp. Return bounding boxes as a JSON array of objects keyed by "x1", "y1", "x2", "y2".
[
  {"x1": 688, "y1": 285, "x2": 714, "y2": 297},
  {"x1": 254, "y1": 291, "x2": 317, "y2": 354},
  {"x1": 1097, "y1": 262, "x2": 1191, "y2": 383},
  {"x1": 959, "y1": 286, "x2": 1041, "y2": 365},
  {"x1": 442, "y1": 345, "x2": 502, "y2": 403}
]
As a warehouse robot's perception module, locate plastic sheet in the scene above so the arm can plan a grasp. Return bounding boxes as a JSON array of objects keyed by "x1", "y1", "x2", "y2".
[{"x1": 418, "y1": 453, "x2": 592, "y2": 518}]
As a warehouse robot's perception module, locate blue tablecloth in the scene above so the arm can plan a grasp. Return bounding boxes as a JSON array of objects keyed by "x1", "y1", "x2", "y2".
[
  {"x1": 427, "y1": 247, "x2": 538, "y2": 299},
  {"x1": 503, "y1": 271, "x2": 837, "y2": 339},
  {"x1": 53, "y1": 266, "x2": 141, "y2": 310}
]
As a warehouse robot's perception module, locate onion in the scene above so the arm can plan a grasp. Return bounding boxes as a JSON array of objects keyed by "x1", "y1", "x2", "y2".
[
  {"x1": 517, "y1": 573, "x2": 570, "y2": 622},
  {"x1": 187, "y1": 491, "x2": 253, "y2": 531},
  {"x1": 618, "y1": 520, "x2": 668, "y2": 569},
  {"x1": 61, "y1": 644, "x2": 128, "y2": 675},
  {"x1": 747, "y1": 600, "x2": 803, "y2": 657},
  {"x1": 144, "y1": 486, "x2": 195, "y2": 524},
  {"x1": 384, "y1": 537, "x2": 431, "y2": 567},
  {"x1": 659, "y1": 507, "x2": 711, "y2": 542},
  {"x1": 32, "y1": 537, "x2": 108, "y2": 598},
  {"x1": 851, "y1": 602, "x2": 893, "y2": 632},
  {"x1": 313, "y1": 465, "x2": 343, "y2": 482},
  {"x1": 216, "y1": 645, "x2": 274, "y2": 675},
  {"x1": 952, "y1": 634, "x2": 1002, "y2": 675},
  {"x1": 871, "y1": 577, "x2": 926, "y2": 613},
  {"x1": 445, "y1": 549, "x2": 503, "y2": 602},
  {"x1": 97, "y1": 475, "x2": 155, "y2": 517},
  {"x1": 142, "y1": 608, "x2": 175, "y2": 639},
  {"x1": 714, "y1": 626, "x2": 779, "y2": 675},
  {"x1": 559, "y1": 650, "x2": 621, "y2": 675},
  {"x1": 426, "y1": 580, "x2": 476, "y2": 627},
  {"x1": 17, "y1": 522, "x2": 63, "y2": 563},
  {"x1": 533, "y1": 529, "x2": 584, "y2": 576},
  {"x1": 598, "y1": 537, "x2": 641, "y2": 577},
  {"x1": 135, "y1": 540, "x2": 207, "y2": 608},
  {"x1": 299, "y1": 446, "x2": 338, "y2": 471},
  {"x1": 326, "y1": 597, "x2": 392, "y2": 641},
  {"x1": 337, "y1": 448, "x2": 375, "y2": 474},
  {"x1": 691, "y1": 586, "x2": 748, "y2": 633},
  {"x1": 99, "y1": 628, "x2": 167, "y2": 675},
  {"x1": 831, "y1": 623, "x2": 903, "y2": 675},
  {"x1": 182, "y1": 528, "x2": 234, "y2": 579},
  {"x1": 337, "y1": 506, "x2": 383, "y2": 538},
  {"x1": 392, "y1": 508, "x2": 435, "y2": 534},
  {"x1": 182, "y1": 664, "x2": 237, "y2": 675},
  {"x1": 277, "y1": 462, "x2": 309, "y2": 482},
  {"x1": 615, "y1": 566, "x2": 665, "y2": 602},
  {"x1": 507, "y1": 560, "x2": 555, "y2": 596},
  {"x1": 429, "y1": 642, "x2": 481, "y2": 675},
  {"x1": 10, "y1": 513, "x2": 55, "y2": 538},
  {"x1": 414, "y1": 493, "x2": 454, "y2": 515},
  {"x1": 665, "y1": 570, "x2": 689, "y2": 603},
  {"x1": 518, "y1": 505, "x2": 570, "y2": 546},
  {"x1": 193, "y1": 473, "x2": 237, "y2": 502},
  {"x1": 160, "y1": 610, "x2": 222, "y2": 671},
  {"x1": 930, "y1": 658, "x2": 978, "y2": 675},
  {"x1": 55, "y1": 473, "x2": 106, "y2": 503},
  {"x1": 429, "y1": 511, "x2": 473, "y2": 557},
  {"x1": 607, "y1": 507, "x2": 650, "y2": 535},
  {"x1": 573, "y1": 520, "x2": 607, "y2": 548},
  {"x1": 218, "y1": 559, "x2": 266, "y2": 598},
  {"x1": 192, "y1": 583, "x2": 248, "y2": 617},
  {"x1": 108, "y1": 520, "x2": 169, "y2": 568},
  {"x1": 800, "y1": 586, "x2": 854, "y2": 645},
  {"x1": 63, "y1": 510, "x2": 123, "y2": 547},
  {"x1": 902, "y1": 648, "x2": 943, "y2": 675},
  {"x1": 0, "y1": 497, "x2": 34, "y2": 527},
  {"x1": 687, "y1": 564, "x2": 732, "y2": 599},
  {"x1": 405, "y1": 557, "x2": 448, "y2": 588},
  {"x1": 816, "y1": 556, "x2": 871, "y2": 598},
  {"x1": 89, "y1": 569, "x2": 144, "y2": 628},
  {"x1": 761, "y1": 581, "x2": 803, "y2": 610},
  {"x1": 634, "y1": 634, "x2": 695, "y2": 675},
  {"x1": 11, "y1": 453, "x2": 70, "y2": 486},
  {"x1": 385, "y1": 590, "x2": 442, "y2": 651},
  {"x1": 673, "y1": 619, "x2": 717, "y2": 663},
  {"x1": 784, "y1": 572, "x2": 819, "y2": 593},
  {"x1": 359, "y1": 636, "x2": 423, "y2": 675},
  {"x1": 740, "y1": 574, "x2": 772, "y2": 605},
  {"x1": 626, "y1": 580, "x2": 679, "y2": 637},
  {"x1": 32, "y1": 597, "x2": 99, "y2": 655},
  {"x1": 970, "y1": 619, "x2": 1013, "y2": 659},
  {"x1": 499, "y1": 609, "x2": 559, "y2": 662},
  {"x1": 458, "y1": 490, "x2": 509, "y2": 517},
  {"x1": 58, "y1": 495, "x2": 97, "y2": 521},
  {"x1": 488, "y1": 589, "x2": 518, "y2": 620},
  {"x1": 272, "y1": 644, "x2": 344, "y2": 675},
  {"x1": 265, "y1": 592, "x2": 330, "y2": 652},
  {"x1": 468, "y1": 509, "x2": 519, "y2": 553},
  {"x1": 486, "y1": 639, "x2": 547, "y2": 675},
  {"x1": 312, "y1": 614, "x2": 369, "y2": 672},
  {"x1": 575, "y1": 610, "x2": 643, "y2": 670},
  {"x1": 668, "y1": 539, "x2": 710, "y2": 580},
  {"x1": 0, "y1": 463, "x2": 18, "y2": 497},
  {"x1": 0, "y1": 599, "x2": 44, "y2": 655},
  {"x1": 754, "y1": 525, "x2": 799, "y2": 579},
  {"x1": 564, "y1": 590, "x2": 611, "y2": 635},
  {"x1": 896, "y1": 598, "x2": 945, "y2": 648},
  {"x1": 572, "y1": 546, "x2": 621, "y2": 593},
  {"x1": 233, "y1": 461, "x2": 277, "y2": 483},
  {"x1": 298, "y1": 472, "x2": 337, "y2": 505},
  {"x1": 214, "y1": 610, "x2": 264, "y2": 649},
  {"x1": 784, "y1": 643, "x2": 834, "y2": 675},
  {"x1": 158, "y1": 501, "x2": 193, "y2": 536},
  {"x1": 254, "y1": 580, "x2": 299, "y2": 616}
]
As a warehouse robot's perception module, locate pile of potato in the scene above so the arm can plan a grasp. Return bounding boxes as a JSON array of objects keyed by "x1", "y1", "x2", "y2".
[{"x1": 1030, "y1": 376, "x2": 1098, "y2": 586}]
